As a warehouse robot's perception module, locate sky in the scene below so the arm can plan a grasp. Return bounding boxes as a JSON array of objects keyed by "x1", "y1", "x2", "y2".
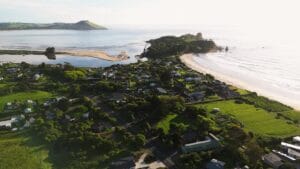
[{"x1": 0, "y1": 0, "x2": 299, "y2": 28}]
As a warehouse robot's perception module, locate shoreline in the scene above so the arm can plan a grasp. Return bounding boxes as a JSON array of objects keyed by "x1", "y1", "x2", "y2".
[
  {"x1": 180, "y1": 53, "x2": 300, "y2": 110},
  {"x1": 63, "y1": 50, "x2": 129, "y2": 61},
  {"x1": 0, "y1": 49, "x2": 129, "y2": 62}
]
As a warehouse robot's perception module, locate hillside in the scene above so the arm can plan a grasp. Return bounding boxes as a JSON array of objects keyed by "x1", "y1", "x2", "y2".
[{"x1": 0, "y1": 20, "x2": 107, "y2": 30}]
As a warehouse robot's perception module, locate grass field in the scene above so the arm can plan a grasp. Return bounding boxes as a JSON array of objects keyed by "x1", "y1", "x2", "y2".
[
  {"x1": 0, "y1": 91, "x2": 52, "y2": 111},
  {"x1": 0, "y1": 131, "x2": 52, "y2": 169},
  {"x1": 196, "y1": 100, "x2": 300, "y2": 137}
]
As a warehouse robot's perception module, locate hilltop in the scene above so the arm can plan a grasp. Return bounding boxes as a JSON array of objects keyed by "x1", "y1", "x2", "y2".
[{"x1": 0, "y1": 20, "x2": 107, "y2": 30}]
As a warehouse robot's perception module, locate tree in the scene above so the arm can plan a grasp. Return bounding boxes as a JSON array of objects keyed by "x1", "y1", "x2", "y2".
[
  {"x1": 279, "y1": 163, "x2": 296, "y2": 169},
  {"x1": 96, "y1": 80, "x2": 117, "y2": 92},
  {"x1": 135, "y1": 134, "x2": 146, "y2": 147},
  {"x1": 57, "y1": 98, "x2": 70, "y2": 111},
  {"x1": 64, "y1": 70, "x2": 86, "y2": 81},
  {"x1": 176, "y1": 153, "x2": 203, "y2": 169},
  {"x1": 245, "y1": 140, "x2": 264, "y2": 168},
  {"x1": 196, "y1": 115, "x2": 215, "y2": 133},
  {"x1": 225, "y1": 124, "x2": 248, "y2": 147},
  {"x1": 184, "y1": 105, "x2": 207, "y2": 118}
]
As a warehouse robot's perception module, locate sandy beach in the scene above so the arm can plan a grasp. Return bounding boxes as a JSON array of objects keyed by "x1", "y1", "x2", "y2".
[
  {"x1": 180, "y1": 53, "x2": 300, "y2": 110},
  {"x1": 63, "y1": 50, "x2": 129, "y2": 61}
]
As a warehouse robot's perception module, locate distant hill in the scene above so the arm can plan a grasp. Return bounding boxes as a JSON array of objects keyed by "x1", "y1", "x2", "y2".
[{"x1": 0, "y1": 20, "x2": 107, "y2": 30}]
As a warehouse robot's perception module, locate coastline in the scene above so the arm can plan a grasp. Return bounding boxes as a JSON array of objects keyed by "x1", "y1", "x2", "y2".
[{"x1": 180, "y1": 53, "x2": 300, "y2": 110}]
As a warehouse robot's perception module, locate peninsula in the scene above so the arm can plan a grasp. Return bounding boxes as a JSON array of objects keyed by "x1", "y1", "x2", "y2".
[{"x1": 0, "y1": 20, "x2": 107, "y2": 30}]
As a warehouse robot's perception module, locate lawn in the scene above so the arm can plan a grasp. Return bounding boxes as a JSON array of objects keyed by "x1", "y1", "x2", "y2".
[
  {"x1": 156, "y1": 114, "x2": 178, "y2": 134},
  {"x1": 0, "y1": 131, "x2": 52, "y2": 169},
  {"x1": 0, "y1": 90, "x2": 53, "y2": 111},
  {"x1": 196, "y1": 100, "x2": 300, "y2": 137}
]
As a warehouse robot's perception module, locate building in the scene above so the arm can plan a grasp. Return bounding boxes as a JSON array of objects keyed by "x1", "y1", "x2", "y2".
[
  {"x1": 293, "y1": 136, "x2": 300, "y2": 143},
  {"x1": 288, "y1": 148, "x2": 300, "y2": 159},
  {"x1": 206, "y1": 159, "x2": 225, "y2": 169},
  {"x1": 187, "y1": 92, "x2": 205, "y2": 102},
  {"x1": 262, "y1": 153, "x2": 283, "y2": 169},
  {"x1": 82, "y1": 112, "x2": 90, "y2": 119},
  {"x1": 181, "y1": 133, "x2": 220, "y2": 153},
  {"x1": 24, "y1": 108, "x2": 32, "y2": 114},
  {"x1": 281, "y1": 142, "x2": 300, "y2": 151},
  {"x1": 156, "y1": 87, "x2": 167, "y2": 94},
  {"x1": 33, "y1": 74, "x2": 41, "y2": 81},
  {"x1": 0, "y1": 117, "x2": 17, "y2": 128},
  {"x1": 110, "y1": 156, "x2": 135, "y2": 169}
]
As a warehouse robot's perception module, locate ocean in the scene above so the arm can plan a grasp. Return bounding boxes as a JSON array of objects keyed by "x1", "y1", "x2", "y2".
[
  {"x1": 0, "y1": 25, "x2": 299, "y2": 108},
  {"x1": 191, "y1": 25, "x2": 300, "y2": 109},
  {"x1": 0, "y1": 26, "x2": 199, "y2": 67}
]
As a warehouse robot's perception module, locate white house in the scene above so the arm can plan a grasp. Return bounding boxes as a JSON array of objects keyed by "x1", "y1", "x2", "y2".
[
  {"x1": 24, "y1": 108, "x2": 32, "y2": 114},
  {"x1": 0, "y1": 117, "x2": 18, "y2": 128},
  {"x1": 33, "y1": 74, "x2": 41, "y2": 81}
]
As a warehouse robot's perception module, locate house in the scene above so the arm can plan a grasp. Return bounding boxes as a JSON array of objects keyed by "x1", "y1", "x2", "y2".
[
  {"x1": 156, "y1": 87, "x2": 167, "y2": 94},
  {"x1": 82, "y1": 112, "x2": 90, "y2": 119},
  {"x1": 24, "y1": 121, "x2": 30, "y2": 128},
  {"x1": 45, "y1": 111, "x2": 55, "y2": 120},
  {"x1": 262, "y1": 153, "x2": 283, "y2": 169},
  {"x1": 185, "y1": 77, "x2": 202, "y2": 82},
  {"x1": 27, "y1": 100, "x2": 34, "y2": 104},
  {"x1": 6, "y1": 67, "x2": 19, "y2": 74},
  {"x1": 281, "y1": 142, "x2": 300, "y2": 151},
  {"x1": 24, "y1": 108, "x2": 32, "y2": 113},
  {"x1": 109, "y1": 93, "x2": 126, "y2": 103},
  {"x1": 0, "y1": 117, "x2": 17, "y2": 128},
  {"x1": 206, "y1": 159, "x2": 225, "y2": 169},
  {"x1": 181, "y1": 133, "x2": 220, "y2": 153},
  {"x1": 29, "y1": 117, "x2": 35, "y2": 123},
  {"x1": 273, "y1": 150, "x2": 296, "y2": 161},
  {"x1": 33, "y1": 74, "x2": 41, "y2": 81},
  {"x1": 110, "y1": 156, "x2": 135, "y2": 169},
  {"x1": 293, "y1": 136, "x2": 300, "y2": 143},
  {"x1": 187, "y1": 92, "x2": 205, "y2": 102},
  {"x1": 288, "y1": 148, "x2": 300, "y2": 159},
  {"x1": 212, "y1": 108, "x2": 220, "y2": 113},
  {"x1": 149, "y1": 82, "x2": 157, "y2": 87},
  {"x1": 17, "y1": 73, "x2": 23, "y2": 78},
  {"x1": 185, "y1": 77, "x2": 194, "y2": 82},
  {"x1": 6, "y1": 102, "x2": 13, "y2": 109},
  {"x1": 171, "y1": 71, "x2": 181, "y2": 78}
]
